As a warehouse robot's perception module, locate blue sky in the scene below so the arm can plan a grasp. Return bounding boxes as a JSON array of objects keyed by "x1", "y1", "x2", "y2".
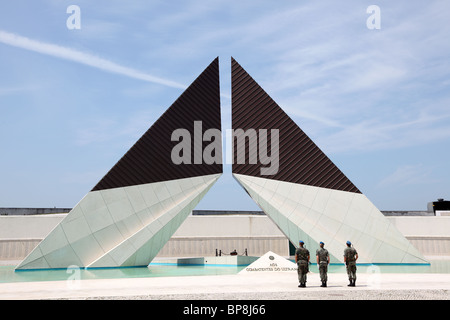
[{"x1": 1, "y1": 1, "x2": 449, "y2": 211}]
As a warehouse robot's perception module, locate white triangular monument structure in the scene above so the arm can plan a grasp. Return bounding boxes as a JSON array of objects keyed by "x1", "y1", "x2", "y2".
[{"x1": 231, "y1": 58, "x2": 427, "y2": 265}]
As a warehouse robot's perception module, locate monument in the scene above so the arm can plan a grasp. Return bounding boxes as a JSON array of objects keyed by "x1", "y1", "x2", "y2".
[
  {"x1": 16, "y1": 57, "x2": 427, "y2": 270},
  {"x1": 239, "y1": 251, "x2": 298, "y2": 274}
]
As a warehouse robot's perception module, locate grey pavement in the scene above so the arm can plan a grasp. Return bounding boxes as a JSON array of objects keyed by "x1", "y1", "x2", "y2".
[{"x1": 0, "y1": 271, "x2": 449, "y2": 300}]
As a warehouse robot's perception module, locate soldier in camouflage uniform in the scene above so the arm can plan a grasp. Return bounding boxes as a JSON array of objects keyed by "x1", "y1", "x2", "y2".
[
  {"x1": 316, "y1": 241, "x2": 330, "y2": 287},
  {"x1": 295, "y1": 240, "x2": 310, "y2": 287},
  {"x1": 343, "y1": 241, "x2": 358, "y2": 286}
]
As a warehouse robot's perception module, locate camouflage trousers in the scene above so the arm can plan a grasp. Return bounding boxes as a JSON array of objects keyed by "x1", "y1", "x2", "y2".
[
  {"x1": 319, "y1": 262, "x2": 328, "y2": 282},
  {"x1": 297, "y1": 261, "x2": 309, "y2": 284},
  {"x1": 346, "y1": 261, "x2": 357, "y2": 280}
]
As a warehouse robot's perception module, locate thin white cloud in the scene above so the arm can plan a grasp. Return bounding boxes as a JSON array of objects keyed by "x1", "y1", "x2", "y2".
[
  {"x1": 0, "y1": 29, "x2": 186, "y2": 90},
  {"x1": 0, "y1": 86, "x2": 37, "y2": 96},
  {"x1": 317, "y1": 110, "x2": 450, "y2": 155},
  {"x1": 377, "y1": 164, "x2": 438, "y2": 188},
  {"x1": 74, "y1": 110, "x2": 159, "y2": 146}
]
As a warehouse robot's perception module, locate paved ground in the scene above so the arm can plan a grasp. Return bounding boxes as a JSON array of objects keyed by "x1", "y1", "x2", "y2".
[{"x1": 0, "y1": 271, "x2": 449, "y2": 300}]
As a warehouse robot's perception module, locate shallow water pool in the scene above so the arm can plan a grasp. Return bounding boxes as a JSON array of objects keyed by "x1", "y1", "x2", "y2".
[
  {"x1": 0, "y1": 264, "x2": 246, "y2": 284},
  {"x1": 1, "y1": 260, "x2": 449, "y2": 284}
]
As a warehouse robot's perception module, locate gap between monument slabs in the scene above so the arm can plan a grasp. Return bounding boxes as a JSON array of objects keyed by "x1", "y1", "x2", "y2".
[{"x1": 171, "y1": 120, "x2": 280, "y2": 175}]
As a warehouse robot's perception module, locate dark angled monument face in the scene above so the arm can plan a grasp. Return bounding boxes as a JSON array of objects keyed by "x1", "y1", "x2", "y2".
[
  {"x1": 231, "y1": 57, "x2": 360, "y2": 194},
  {"x1": 16, "y1": 57, "x2": 427, "y2": 271},
  {"x1": 93, "y1": 58, "x2": 222, "y2": 191}
]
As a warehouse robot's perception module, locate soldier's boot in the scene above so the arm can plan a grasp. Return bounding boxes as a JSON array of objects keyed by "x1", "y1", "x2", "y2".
[
  {"x1": 352, "y1": 279, "x2": 356, "y2": 287},
  {"x1": 320, "y1": 281, "x2": 326, "y2": 287},
  {"x1": 347, "y1": 279, "x2": 353, "y2": 287}
]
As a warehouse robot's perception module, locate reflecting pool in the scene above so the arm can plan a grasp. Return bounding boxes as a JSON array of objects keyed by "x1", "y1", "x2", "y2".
[
  {"x1": 0, "y1": 264, "x2": 245, "y2": 284},
  {"x1": 1, "y1": 260, "x2": 449, "y2": 284}
]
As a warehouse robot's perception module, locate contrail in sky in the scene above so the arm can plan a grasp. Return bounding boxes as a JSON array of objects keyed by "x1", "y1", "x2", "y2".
[{"x1": 0, "y1": 29, "x2": 186, "y2": 90}]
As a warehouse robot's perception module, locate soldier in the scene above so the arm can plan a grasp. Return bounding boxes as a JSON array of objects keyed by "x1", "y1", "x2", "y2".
[
  {"x1": 316, "y1": 241, "x2": 330, "y2": 287},
  {"x1": 343, "y1": 241, "x2": 358, "y2": 286},
  {"x1": 295, "y1": 240, "x2": 310, "y2": 287}
]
